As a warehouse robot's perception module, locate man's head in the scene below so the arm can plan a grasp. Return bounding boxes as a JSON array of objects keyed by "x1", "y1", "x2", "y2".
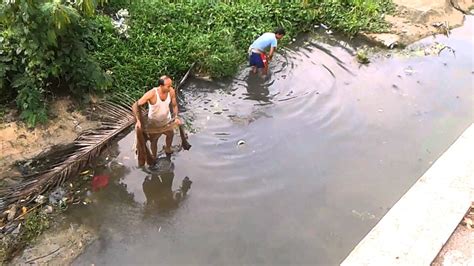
[
  {"x1": 158, "y1": 75, "x2": 172, "y2": 92},
  {"x1": 274, "y1": 27, "x2": 286, "y2": 40}
]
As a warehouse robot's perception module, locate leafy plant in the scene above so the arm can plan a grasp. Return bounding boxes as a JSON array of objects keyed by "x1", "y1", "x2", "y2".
[
  {"x1": 23, "y1": 210, "x2": 50, "y2": 242},
  {"x1": 356, "y1": 49, "x2": 370, "y2": 64},
  {"x1": 0, "y1": 0, "x2": 109, "y2": 127}
]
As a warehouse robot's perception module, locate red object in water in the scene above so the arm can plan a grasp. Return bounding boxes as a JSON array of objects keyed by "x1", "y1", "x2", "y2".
[{"x1": 92, "y1": 175, "x2": 109, "y2": 191}]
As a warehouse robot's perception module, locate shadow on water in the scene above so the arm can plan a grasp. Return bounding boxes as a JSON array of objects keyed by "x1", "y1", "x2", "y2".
[
  {"x1": 143, "y1": 157, "x2": 192, "y2": 215},
  {"x1": 72, "y1": 17, "x2": 473, "y2": 265}
]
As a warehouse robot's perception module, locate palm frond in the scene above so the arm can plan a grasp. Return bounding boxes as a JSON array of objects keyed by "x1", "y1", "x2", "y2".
[{"x1": 0, "y1": 97, "x2": 135, "y2": 212}]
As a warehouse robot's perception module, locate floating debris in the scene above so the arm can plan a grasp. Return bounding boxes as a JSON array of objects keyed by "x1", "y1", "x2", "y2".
[
  {"x1": 80, "y1": 170, "x2": 90, "y2": 175},
  {"x1": 5, "y1": 205, "x2": 17, "y2": 221},
  {"x1": 35, "y1": 195, "x2": 47, "y2": 204},
  {"x1": 352, "y1": 210, "x2": 376, "y2": 220},
  {"x1": 356, "y1": 50, "x2": 370, "y2": 64},
  {"x1": 12, "y1": 223, "x2": 21, "y2": 235},
  {"x1": 404, "y1": 42, "x2": 456, "y2": 58},
  {"x1": 92, "y1": 175, "x2": 110, "y2": 192},
  {"x1": 43, "y1": 205, "x2": 53, "y2": 214},
  {"x1": 404, "y1": 66, "x2": 415, "y2": 75},
  {"x1": 432, "y1": 21, "x2": 450, "y2": 36},
  {"x1": 49, "y1": 188, "x2": 66, "y2": 205}
]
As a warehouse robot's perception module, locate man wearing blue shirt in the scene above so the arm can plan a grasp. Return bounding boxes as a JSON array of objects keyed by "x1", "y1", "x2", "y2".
[{"x1": 249, "y1": 27, "x2": 286, "y2": 75}]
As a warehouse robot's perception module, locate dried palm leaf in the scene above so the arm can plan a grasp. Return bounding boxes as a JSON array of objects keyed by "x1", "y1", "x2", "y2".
[{"x1": 0, "y1": 97, "x2": 135, "y2": 212}]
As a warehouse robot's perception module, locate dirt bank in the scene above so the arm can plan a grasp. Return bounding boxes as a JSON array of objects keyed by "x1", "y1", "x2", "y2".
[
  {"x1": 364, "y1": 0, "x2": 474, "y2": 47},
  {"x1": 432, "y1": 203, "x2": 474, "y2": 265},
  {"x1": 0, "y1": 97, "x2": 99, "y2": 182},
  {"x1": 10, "y1": 223, "x2": 96, "y2": 265}
]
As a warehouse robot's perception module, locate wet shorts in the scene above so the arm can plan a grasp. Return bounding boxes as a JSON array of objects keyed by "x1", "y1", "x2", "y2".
[{"x1": 249, "y1": 52, "x2": 267, "y2": 69}]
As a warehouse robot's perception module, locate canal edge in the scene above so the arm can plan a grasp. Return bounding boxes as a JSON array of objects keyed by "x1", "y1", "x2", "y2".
[{"x1": 341, "y1": 123, "x2": 474, "y2": 265}]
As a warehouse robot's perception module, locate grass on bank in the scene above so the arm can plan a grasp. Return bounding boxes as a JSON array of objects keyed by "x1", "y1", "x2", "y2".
[{"x1": 1, "y1": 0, "x2": 393, "y2": 126}]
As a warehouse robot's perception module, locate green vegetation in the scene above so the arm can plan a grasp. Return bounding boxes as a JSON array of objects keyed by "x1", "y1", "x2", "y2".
[
  {"x1": 356, "y1": 49, "x2": 370, "y2": 64},
  {"x1": 0, "y1": 210, "x2": 50, "y2": 263},
  {"x1": 22, "y1": 210, "x2": 50, "y2": 242},
  {"x1": 1, "y1": 0, "x2": 394, "y2": 126},
  {"x1": 0, "y1": 0, "x2": 109, "y2": 127}
]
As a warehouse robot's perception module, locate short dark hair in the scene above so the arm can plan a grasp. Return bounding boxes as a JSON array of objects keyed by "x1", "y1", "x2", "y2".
[{"x1": 274, "y1": 27, "x2": 286, "y2": 35}]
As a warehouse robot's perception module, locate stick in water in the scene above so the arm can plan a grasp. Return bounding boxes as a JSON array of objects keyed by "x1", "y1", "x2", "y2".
[{"x1": 175, "y1": 63, "x2": 195, "y2": 151}]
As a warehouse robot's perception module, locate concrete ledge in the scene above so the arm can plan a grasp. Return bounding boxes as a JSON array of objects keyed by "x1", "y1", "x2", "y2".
[{"x1": 341, "y1": 123, "x2": 474, "y2": 266}]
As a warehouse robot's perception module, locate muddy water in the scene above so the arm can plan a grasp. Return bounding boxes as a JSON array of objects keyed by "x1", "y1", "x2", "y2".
[{"x1": 71, "y1": 18, "x2": 473, "y2": 265}]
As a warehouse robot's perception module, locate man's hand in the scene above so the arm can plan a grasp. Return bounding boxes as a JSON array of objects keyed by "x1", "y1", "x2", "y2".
[
  {"x1": 174, "y1": 117, "x2": 182, "y2": 125},
  {"x1": 133, "y1": 94, "x2": 149, "y2": 132},
  {"x1": 268, "y1": 46, "x2": 276, "y2": 62}
]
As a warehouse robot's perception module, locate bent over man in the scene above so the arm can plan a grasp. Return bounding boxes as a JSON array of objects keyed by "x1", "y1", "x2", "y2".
[{"x1": 249, "y1": 27, "x2": 286, "y2": 75}]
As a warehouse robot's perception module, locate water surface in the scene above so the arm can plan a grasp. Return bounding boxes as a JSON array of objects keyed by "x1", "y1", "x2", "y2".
[{"x1": 71, "y1": 17, "x2": 473, "y2": 265}]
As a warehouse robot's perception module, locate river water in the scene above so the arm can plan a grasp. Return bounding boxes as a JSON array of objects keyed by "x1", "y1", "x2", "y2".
[{"x1": 70, "y1": 17, "x2": 473, "y2": 265}]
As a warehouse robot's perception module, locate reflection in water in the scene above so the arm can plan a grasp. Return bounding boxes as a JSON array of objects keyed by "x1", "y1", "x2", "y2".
[
  {"x1": 243, "y1": 72, "x2": 272, "y2": 104},
  {"x1": 143, "y1": 157, "x2": 192, "y2": 215}
]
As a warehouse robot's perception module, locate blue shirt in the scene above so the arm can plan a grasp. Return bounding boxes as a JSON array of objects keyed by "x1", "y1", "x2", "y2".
[{"x1": 250, "y1": 33, "x2": 277, "y2": 51}]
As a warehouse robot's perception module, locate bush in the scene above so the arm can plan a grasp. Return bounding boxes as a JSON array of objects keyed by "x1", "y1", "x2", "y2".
[{"x1": 0, "y1": 0, "x2": 109, "y2": 127}]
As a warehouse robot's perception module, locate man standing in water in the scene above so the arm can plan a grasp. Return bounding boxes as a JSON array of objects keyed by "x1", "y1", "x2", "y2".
[
  {"x1": 133, "y1": 76, "x2": 181, "y2": 166},
  {"x1": 249, "y1": 27, "x2": 286, "y2": 76}
]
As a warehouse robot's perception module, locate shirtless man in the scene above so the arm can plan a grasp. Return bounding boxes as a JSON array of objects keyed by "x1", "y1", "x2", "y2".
[{"x1": 132, "y1": 76, "x2": 180, "y2": 166}]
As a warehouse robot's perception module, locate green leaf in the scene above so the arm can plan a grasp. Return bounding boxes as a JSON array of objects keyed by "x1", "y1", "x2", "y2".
[{"x1": 47, "y1": 30, "x2": 57, "y2": 44}]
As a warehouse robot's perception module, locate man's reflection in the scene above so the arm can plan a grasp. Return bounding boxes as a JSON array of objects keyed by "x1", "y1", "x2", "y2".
[
  {"x1": 244, "y1": 71, "x2": 272, "y2": 104},
  {"x1": 142, "y1": 157, "x2": 192, "y2": 213}
]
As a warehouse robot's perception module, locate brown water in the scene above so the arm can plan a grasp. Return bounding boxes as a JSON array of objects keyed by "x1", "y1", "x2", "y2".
[{"x1": 71, "y1": 18, "x2": 473, "y2": 265}]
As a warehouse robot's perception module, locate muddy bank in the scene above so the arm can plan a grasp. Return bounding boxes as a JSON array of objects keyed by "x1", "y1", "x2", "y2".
[
  {"x1": 364, "y1": 0, "x2": 473, "y2": 47},
  {"x1": 10, "y1": 224, "x2": 96, "y2": 265},
  {"x1": 432, "y1": 203, "x2": 474, "y2": 265},
  {"x1": 0, "y1": 98, "x2": 99, "y2": 181}
]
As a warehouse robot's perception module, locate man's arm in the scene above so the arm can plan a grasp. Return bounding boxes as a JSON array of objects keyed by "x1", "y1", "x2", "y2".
[
  {"x1": 268, "y1": 46, "x2": 277, "y2": 60},
  {"x1": 132, "y1": 91, "x2": 151, "y2": 129},
  {"x1": 170, "y1": 88, "x2": 179, "y2": 120}
]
